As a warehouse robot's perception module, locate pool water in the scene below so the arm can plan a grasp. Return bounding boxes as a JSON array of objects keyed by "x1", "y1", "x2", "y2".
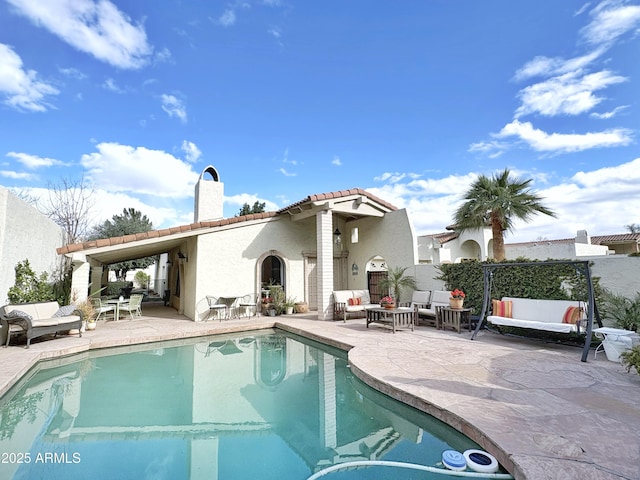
[{"x1": 0, "y1": 330, "x2": 503, "y2": 479}]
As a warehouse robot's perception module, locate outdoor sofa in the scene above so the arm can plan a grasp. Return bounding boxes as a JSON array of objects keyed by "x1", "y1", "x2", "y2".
[{"x1": 0, "y1": 301, "x2": 83, "y2": 348}]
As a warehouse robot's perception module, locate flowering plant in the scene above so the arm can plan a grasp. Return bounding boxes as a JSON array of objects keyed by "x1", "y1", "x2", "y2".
[
  {"x1": 380, "y1": 295, "x2": 395, "y2": 305},
  {"x1": 262, "y1": 297, "x2": 273, "y2": 304},
  {"x1": 451, "y1": 289, "x2": 465, "y2": 299}
]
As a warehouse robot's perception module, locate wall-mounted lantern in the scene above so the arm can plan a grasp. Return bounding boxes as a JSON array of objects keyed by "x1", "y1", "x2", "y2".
[{"x1": 333, "y1": 228, "x2": 342, "y2": 245}]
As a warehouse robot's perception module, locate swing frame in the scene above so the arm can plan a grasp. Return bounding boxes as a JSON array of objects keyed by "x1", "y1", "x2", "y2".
[{"x1": 471, "y1": 260, "x2": 603, "y2": 362}]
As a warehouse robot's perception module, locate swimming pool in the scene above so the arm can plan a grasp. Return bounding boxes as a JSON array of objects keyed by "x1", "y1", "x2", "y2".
[{"x1": 0, "y1": 330, "x2": 510, "y2": 479}]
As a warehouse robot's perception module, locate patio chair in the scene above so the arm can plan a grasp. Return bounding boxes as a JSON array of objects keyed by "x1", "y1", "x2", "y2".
[
  {"x1": 120, "y1": 294, "x2": 143, "y2": 320},
  {"x1": 238, "y1": 293, "x2": 259, "y2": 317},
  {"x1": 91, "y1": 297, "x2": 115, "y2": 322},
  {"x1": 206, "y1": 296, "x2": 227, "y2": 321}
]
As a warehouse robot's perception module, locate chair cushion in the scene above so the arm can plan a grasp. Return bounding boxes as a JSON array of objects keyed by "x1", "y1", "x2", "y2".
[{"x1": 53, "y1": 305, "x2": 76, "y2": 317}]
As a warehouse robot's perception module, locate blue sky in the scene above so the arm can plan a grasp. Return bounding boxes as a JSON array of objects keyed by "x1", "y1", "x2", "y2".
[{"x1": 1, "y1": 0, "x2": 639, "y2": 243}]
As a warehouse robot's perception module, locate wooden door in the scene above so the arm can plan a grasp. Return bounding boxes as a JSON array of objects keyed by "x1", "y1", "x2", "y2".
[{"x1": 368, "y1": 271, "x2": 387, "y2": 304}]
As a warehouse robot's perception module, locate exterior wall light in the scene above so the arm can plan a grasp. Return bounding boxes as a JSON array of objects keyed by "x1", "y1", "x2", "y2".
[{"x1": 333, "y1": 228, "x2": 342, "y2": 245}]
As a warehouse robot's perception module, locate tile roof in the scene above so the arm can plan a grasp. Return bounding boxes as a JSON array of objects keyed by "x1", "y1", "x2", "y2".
[
  {"x1": 57, "y1": 211, "x2": 277, "y2": 255},
  {"x1": 591, "y1": 233, "x2": 640, "y2": 244},
  {"x1": 57, "y1": 188, "x2": 396, "y2": 255},
  {"x1": 277, "y1": 188, "x2": 397, "y2": 213}
]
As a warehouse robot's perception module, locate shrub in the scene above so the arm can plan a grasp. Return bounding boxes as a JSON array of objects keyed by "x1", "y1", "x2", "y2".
[
  {"x1": 7, "y1": 260, "x2": 55, "y2": 304},
  {"x1": 600, "y1": 290, "x2": 640, "y2": 332},
  {"x1": 620, "y1": 345, "x2": 640, "y2": 375}
]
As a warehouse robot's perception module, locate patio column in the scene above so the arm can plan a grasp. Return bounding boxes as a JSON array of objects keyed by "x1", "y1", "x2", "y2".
[
  {"x1": 70, "y1": 256, "x2": 90, "y2": 303},
  {"x1": 89, "y1": 262, "x2": 104, "y2": 297},
  {"x1": 316, "y1": 209, "x2": 334, "y2": 320}
]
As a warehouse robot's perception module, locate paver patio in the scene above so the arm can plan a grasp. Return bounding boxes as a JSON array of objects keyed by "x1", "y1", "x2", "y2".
[{"x1": 0, "y1": 302, "x2": 638, "y2": 480}]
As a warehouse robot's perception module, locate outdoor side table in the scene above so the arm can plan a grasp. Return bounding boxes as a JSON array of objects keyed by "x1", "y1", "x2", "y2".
[{"x1": 439, "y1": 307, "x2": 472, "y2": 333}]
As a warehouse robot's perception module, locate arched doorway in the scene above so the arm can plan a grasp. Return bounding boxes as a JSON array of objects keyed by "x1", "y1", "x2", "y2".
[{"x1": 261, "y1": 255, "x2": 284, "y2": 288}]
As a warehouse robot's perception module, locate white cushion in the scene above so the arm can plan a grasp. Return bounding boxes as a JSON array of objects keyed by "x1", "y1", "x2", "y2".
[
  {"x1": 411, "y1": 290, "x2": 431, "y2": 306},
  {"x1": 502, "y1": 297, "x2": 581, "y2": 324},
  {"x1": 333, "y1": 291, "x2": 352, "y2": 304},
  {"x1": 431, "y1": 291, "x2": 451, "y2": 304},
  {"x1": 488, "y1": 316, "x2": 578, "y2": 333},
  {"x1": 352, "y1": 290, "x2": 371, "y2": 304}
]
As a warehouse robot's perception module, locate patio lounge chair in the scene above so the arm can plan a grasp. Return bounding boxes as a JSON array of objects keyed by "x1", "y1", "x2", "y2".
[{"x1": 120, "y1": 294, "x2": 143, "y2": 320}]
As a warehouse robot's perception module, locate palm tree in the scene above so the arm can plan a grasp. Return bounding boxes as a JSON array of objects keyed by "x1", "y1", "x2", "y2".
[
  {"x1": 378, "y1": 266, "x2": 417, "y2": 302},
  {"x1": 453, "y1": 169, "x2": 556, "y2": 261}
]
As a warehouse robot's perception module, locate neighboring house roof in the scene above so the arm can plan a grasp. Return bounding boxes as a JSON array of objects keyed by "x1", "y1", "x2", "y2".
[
  {"x1": 505, "y1": 233, "x2": 640, "y2": 248},
  {"x1": 57, "y1": 188, "x2": 396, "y2": 264},
  {"x1": 591, "y1": 233, "x2": 640, "y2": 245},
  {"x1": 421, "y1": 231, "x2": 459, "y2": 245},
  {"x1": 505, "y1": 238, "x2": 575, "y2": 247}
]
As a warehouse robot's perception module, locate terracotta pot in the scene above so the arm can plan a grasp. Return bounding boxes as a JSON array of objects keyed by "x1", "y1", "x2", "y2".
[
  {"x1": 382, "y1": 303, "x2": 396, "y2": 309},
  {"x1": 449, "y1": 298, "x2": 464, "y2": 309},
  {"x1": 294, "y1": 302, "x2": 308, "y2": 313}
]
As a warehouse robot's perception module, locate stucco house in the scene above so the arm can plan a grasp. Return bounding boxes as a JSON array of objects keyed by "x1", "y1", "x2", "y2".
[
  {"x1": 418, "y1": 226, "x2": 640, "y2": 263},
  {"x1": 58, "y1": 166, "x2": 418, "y2": 321}
]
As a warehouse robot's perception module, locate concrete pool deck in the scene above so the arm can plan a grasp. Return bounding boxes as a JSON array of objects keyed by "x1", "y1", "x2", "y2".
[{"x1": 0, "y1": 302, "x2": 638, "y2": 480}]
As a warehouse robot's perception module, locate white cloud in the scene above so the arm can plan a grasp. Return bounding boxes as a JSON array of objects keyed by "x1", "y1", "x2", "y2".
[
  {"x1": 278, "y1": 168, "x2": 296, "y2": 177},
  {"x1": 181, "y1": 141, "x2": 201, "y2": 163},
  {"x1": 581, "y1": 0, "x2": 640, "y2": 46},
  {"x1": 219, "y1": 9, "x2": 236, "y2": 27},
  {"x1": 0, "y1": 44, "x2": 59, "y2": 112},
  {"x1": 0, "y1": 170, "x2": 37, "y2": 180},
  {"x1": 102, "y1": 78, "x2": 125, "y2": 93},
  {"x1": 58, "y1": 66, "x2": 87, "y2": 80},
  {"x1": 515, "y1": 70, "x2": 627, "y2": 118},
  {"x1": 468, "y1": 140, "x2": 507, "y2": 158},
  {"x1": 161, "y1": 94, "x2": 187, "y2": 122},
  {"x1": 513, "y1": 49, "x2": 604, "y2": 82},
  {"x1": 6, "y1": 0, "x2": 153, "y2": 69},
  {"x1": 332, "y1": 156, "x2": 342, "y2": 166},
  {"x1": 80, "y1": 142, "x2": 199, "y2": 197},
  {"x1": 366, "y1": 160, "x2": 640, "y2": 243},
  {"x1": 6, "y1": 151, "x2": 67, "y2": 169},
  {"x1": 496, "y1": 120, "x2": 633, "y2": 153},
  {"x1": 590, "y1": 104, "x2": 628, "y2": 119}
]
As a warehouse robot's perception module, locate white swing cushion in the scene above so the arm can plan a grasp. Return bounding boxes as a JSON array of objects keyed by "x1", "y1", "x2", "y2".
[{"x1": 488, "y1": 297, "x2": 584, "y2": 333}]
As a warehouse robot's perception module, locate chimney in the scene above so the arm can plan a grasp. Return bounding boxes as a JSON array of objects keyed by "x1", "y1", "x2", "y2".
[{"x1": 576, "y1": 230, "x2": 590, "y2": 244}]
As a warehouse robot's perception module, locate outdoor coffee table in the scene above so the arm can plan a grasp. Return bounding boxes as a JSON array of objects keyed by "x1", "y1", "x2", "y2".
[{"x1": 366, "y1": 307, "x2": 414, "y2": 333}]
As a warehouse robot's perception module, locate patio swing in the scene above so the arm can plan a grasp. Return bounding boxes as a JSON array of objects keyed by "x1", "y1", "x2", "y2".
[{"x1": 470, "y1": 260, "x2": 603, "y2": 362}]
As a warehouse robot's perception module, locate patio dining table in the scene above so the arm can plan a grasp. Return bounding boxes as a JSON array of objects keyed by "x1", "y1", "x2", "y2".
[
  {"x1": 106, "y1": 298, "x2": 129, "y2": 322},
  {"x1": 217, "y1": 296, "x2": 240, "y2": 319}
]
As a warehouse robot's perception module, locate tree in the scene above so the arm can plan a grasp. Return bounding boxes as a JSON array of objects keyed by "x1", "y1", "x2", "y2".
[
  {"x1": 40, "y1": 176, "x2": 95, "y2": 244},
  {"x1": 625, "y1": 223, "x2": 640, "y2": 233},
  {"x1": 236, "y1": 201, "x2": 266, "y2": 216},
  {"x1": 453, "y1": 169, "x2": 556, "y2": 261},
  {"x1": 90, "y1": 208, "x2": 156, "y2": 281},
  {"x1": 377, "y1": 266, "x2": 417, "y2": 302}
]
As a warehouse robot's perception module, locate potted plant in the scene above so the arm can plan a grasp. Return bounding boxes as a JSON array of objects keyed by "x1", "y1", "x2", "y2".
[
  {"x1": 380, "y1": 295, "x2": 396, "y2": 309},
  {"x1": 449, "y1": 289, "x2": 465, "y2": 309},
  {"x1": 378, "y1": 266, "x2": 417, "y2": 304},
  {"x1": 283, "y1": 297, "x2": 297, "y2": 315}
]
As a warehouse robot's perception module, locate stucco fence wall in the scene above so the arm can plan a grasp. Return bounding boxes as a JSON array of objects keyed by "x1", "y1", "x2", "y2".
[{"x1": 0, "y1": 188, "x2": 66, "y2": 303}]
